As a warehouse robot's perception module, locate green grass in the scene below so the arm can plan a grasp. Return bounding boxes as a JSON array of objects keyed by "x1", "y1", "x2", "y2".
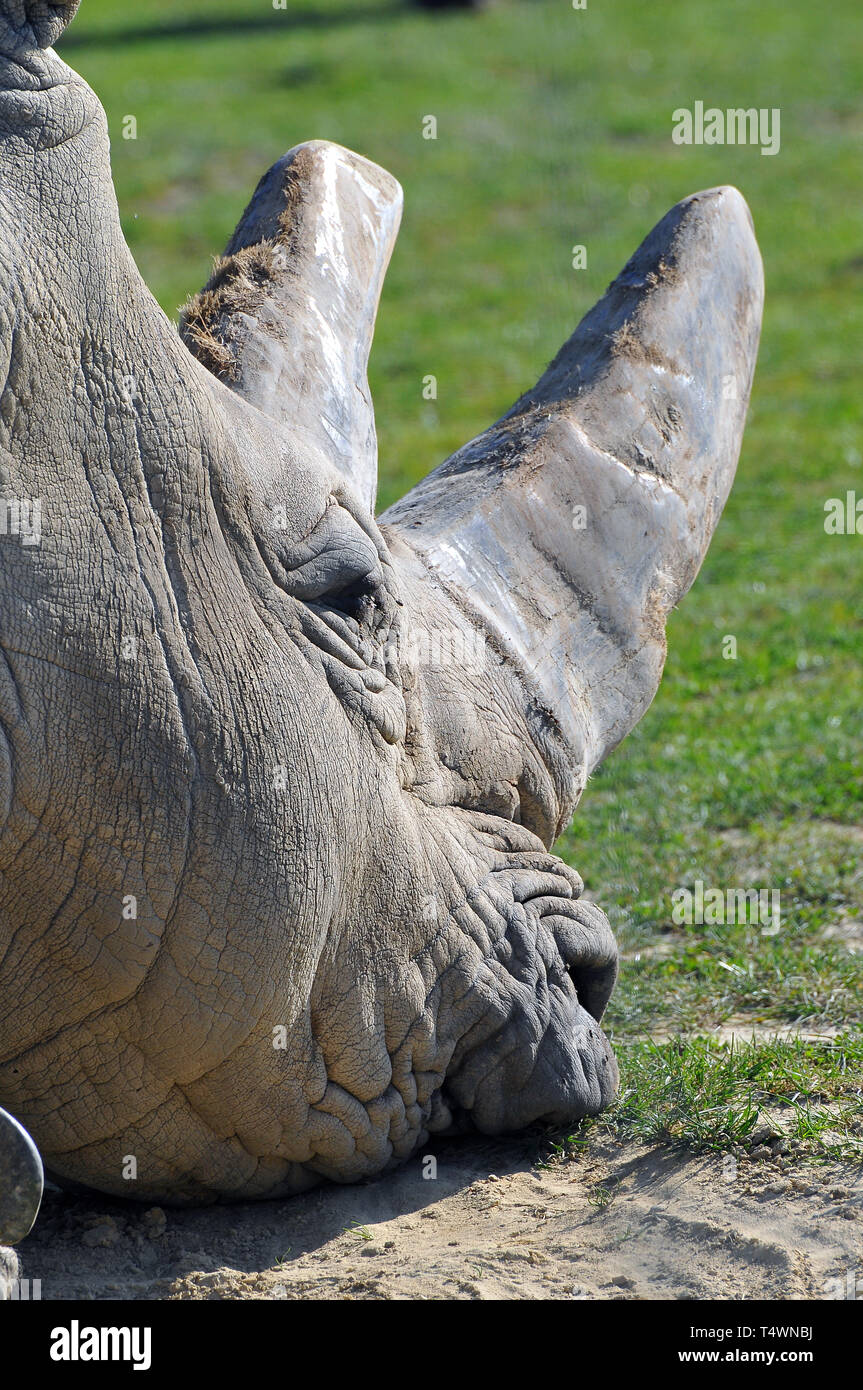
[
  {"x1": 58, "y1": 0, "x2": 863, "y2": 1162},
  {"x1": 543, "y1": 1035, "x2": 863, "y2": 1168},
  {"x1": 600, "y1": 821, "x2": 863, "y2": 1040},
  {"x1": 345, "y1": 1222, "x2": 374, "y2": 1241}
]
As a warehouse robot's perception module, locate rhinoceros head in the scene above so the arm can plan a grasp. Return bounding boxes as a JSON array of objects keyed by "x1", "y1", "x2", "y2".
[{"x1": 0, "y1": 2, "x2": 762, "y2": 1202}]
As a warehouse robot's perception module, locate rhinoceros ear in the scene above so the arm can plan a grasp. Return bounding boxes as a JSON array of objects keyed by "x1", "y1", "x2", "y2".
[
  {"x1": 180, "y1": 140, "x2": 402, "y2": 515},
  {"x1": 0, "y1": 0, "x2": 80, "y2": 53},
  {"x1": 382, "y1": 186, "x2": 763, "y2": 779}
]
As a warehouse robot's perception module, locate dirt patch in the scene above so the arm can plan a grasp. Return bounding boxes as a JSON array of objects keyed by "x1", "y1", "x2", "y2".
[
  {"x1": 718, "y1": 819, "x2": 863, "y2": 877},
  {"x1": 16, "y1": 1136, "x2": 862, "y2": 1301},
  {"x1": 650, "y1": 1019, "x2": 843, "y2": 1044},
  {"x1": 822, "y1": 919, "x2": 863, "y2": 954}
]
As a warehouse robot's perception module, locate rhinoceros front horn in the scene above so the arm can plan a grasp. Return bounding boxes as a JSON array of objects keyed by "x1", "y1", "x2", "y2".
[{"x1": 383, "y1": 186, "x2": 764, "y2": 822}]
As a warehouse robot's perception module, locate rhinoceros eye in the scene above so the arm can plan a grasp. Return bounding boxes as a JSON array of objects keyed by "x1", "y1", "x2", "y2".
[
  {"x1": 317, "y1": 575, "x2": 378, "y2": 629},
  {"x1": 259, "y1": 495, "x2": 400, "y2": 688},
  {"x1": 291, "y1": 523, "x2": 407, "y2": 743}
]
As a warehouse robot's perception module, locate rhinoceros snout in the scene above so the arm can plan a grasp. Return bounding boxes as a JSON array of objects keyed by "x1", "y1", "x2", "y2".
[{"x1": 435, "y1": 864, "x2": 621, "y2": 1135}]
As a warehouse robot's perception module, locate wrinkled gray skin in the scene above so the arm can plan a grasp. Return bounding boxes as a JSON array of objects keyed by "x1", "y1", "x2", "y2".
[{"x1": 0, "y1": 0, "x2": 763, "y2": 1228}]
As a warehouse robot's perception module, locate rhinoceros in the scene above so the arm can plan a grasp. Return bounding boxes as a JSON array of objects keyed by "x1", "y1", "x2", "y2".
[{"x1": 0, "y1": 0, "x2": 762, "y2": 1268}]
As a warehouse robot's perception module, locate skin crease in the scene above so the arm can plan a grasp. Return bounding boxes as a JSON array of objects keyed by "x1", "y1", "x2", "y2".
[{"x1": 0, "y1": 1, "x2": 762, "y2": 1206}]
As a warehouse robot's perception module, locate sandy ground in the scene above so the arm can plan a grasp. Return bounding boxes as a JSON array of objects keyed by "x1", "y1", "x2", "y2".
[{"x1": 15, "y1": 1135, "x2": 863, "y2": 1301}]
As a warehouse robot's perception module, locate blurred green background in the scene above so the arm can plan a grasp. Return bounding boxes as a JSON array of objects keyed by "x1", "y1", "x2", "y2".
[{"x1": 59, "y1": 0, "x2": 862, "y2": 1057}]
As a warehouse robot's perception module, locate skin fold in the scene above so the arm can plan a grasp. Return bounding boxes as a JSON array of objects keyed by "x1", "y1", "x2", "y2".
[{"x1": 0, "y1": 1, "x2": 762, "y2": 1208}]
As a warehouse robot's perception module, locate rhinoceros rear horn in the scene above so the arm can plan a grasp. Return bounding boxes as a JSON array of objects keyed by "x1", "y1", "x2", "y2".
[{"x1": 383, "y1": 186, "x2": 764, "y2": 776}]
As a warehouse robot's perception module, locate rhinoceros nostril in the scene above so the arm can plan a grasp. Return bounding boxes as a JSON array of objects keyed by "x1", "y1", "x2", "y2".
[
  {"x1": 563, "y1": 956, "x2": 617, "y2": 1024},
  {"x1": 544, "y1": 893, "x2": 618, "y2": 1024}
]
